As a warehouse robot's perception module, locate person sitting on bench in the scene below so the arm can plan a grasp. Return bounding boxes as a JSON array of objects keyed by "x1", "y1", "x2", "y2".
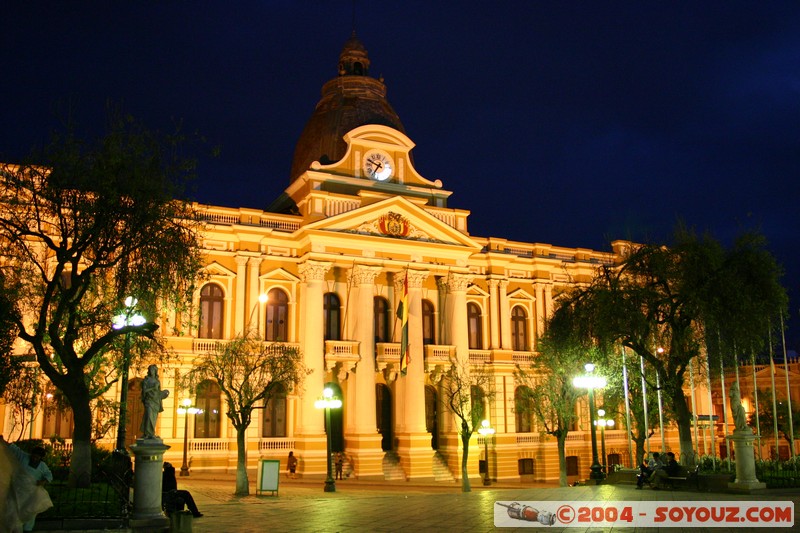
[
  {"x1": 162, "y1": 462, "x2": 203, "y2": 518},
  {"x1": 651, "y1": 452, "x2": 680, "y2": 489},
  {"x1": 636, "y1": 452, "x2": 663, "y2": 489}
]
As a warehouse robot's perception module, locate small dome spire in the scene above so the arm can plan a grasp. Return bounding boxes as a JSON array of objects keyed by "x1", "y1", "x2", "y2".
[{"x1": 338, "y1": 31, "x2": 370, "y2": 76}]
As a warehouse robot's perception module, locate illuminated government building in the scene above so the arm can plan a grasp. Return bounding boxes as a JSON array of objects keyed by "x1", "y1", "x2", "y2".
[{"x1": 3, "y1": 34, "x2": 798, "y2": 484}]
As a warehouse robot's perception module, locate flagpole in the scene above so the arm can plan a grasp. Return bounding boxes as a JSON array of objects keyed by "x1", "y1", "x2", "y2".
[
  {"x1": 751, "y1": 350, "x2": 762, "y2": 460},
  {"x1": 769, "y1": 327, "x2": 779, "y2": 459},
  {"x1": 640, "y1": 356, "x2": 650, "y2": 457},
  {"x1": 689, "y1": 358, "x2": 699, "y2": 462},
  {"x1": 780, "y1": 313, "x2": 795, "y2": 459},
  {"x1": 621, "y1": 346, "x2": 634, "y2": 467}
]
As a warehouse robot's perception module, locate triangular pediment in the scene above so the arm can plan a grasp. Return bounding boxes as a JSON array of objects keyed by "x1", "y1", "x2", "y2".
[
  {"x1": 302, "y1": 196, "x2": 480, "y2": 251},
  {"x1": 754, "y1": 363, "x2": 800, "y2": 380},
  {"x1": 508, "y1": 288, "x2": 535, "y2": 301},
  {"x1": 467, "y1": 285, "x2": 489, "y2": 298},
  {"x1": 203, "y1": 261, "x2": 236, "y2": 277},
  {"x1": 260, "y1": 268, "x2": 300, "y2": 283}
]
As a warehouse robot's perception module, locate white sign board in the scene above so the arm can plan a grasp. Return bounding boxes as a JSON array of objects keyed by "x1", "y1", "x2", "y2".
[{"x1": 257, "y1": 459, "x2": 280, "y2": 496}]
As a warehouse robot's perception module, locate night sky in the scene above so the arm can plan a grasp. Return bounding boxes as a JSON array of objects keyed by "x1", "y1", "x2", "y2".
[{"x1": 2, "y1": 2, "x2": 799, "y2": 348}]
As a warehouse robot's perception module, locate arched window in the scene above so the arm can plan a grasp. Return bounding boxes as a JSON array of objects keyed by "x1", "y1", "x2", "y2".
[
  {"x1": 374, "y1": 297, "x2": 390, "y2": 343},
  {"x1": 199, "y1": 283, "x2": 224, "y2": 339},
  {"x1": 514, "y1": 386, "x2": 533, "y2": 433},
  {"x1": 467, "y1": 302, "x2": 483, "y2": 349},
  {"x1": 511, "y1": 306, "x2": 528, "y2": 351},
  {"x1": 323, "y1": 293, "x2": 341, "y2": 341},
  {"x1": 422, "y1": 299, "x2": 435, "y2": 345},
  {"x1": 265, "y1": 288, "x2": 289, "y2": 342},
  {"x1": 262, "y1": 383, "x2": 287, "y2": 437},
  {"x1": 194, "y1": 380, "x2": 221, "y2": 438}
]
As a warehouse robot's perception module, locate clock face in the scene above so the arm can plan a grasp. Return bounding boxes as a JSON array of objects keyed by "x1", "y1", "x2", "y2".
[{"x1": 363, "y1": 150, "x2": 393, "y2": 181}]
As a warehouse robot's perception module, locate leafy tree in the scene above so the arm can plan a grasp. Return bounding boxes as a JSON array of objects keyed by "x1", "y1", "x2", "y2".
[
  {"x1": 551, "y1": 228, "x2": 786, "y2": 465},
  {"x1": 0, "y1": 272, "x2": 21, "y2": 396},
  {"x1": 181, "y1": 334, "x2": 309, "y2": 496},
  {"x1": 748, "y1": 390, "x2": 800, "y2": 451},
  {"x1": 2, "y1": 363, "x2": 41, "y2": 439},
  {"x1": 0, "y1": 113, "x2": 204, "y2": 485},
  {"x1": 514, "y1": 335, "x2": 589, "y2": 486},
  {"x1": 441, "y1": 357, "x2": 494, "y2": 492}
]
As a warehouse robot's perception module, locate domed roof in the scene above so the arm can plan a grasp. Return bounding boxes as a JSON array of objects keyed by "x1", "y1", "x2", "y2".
[{"x1": 289, "y1": 33, "x2": 407, "y2": 183}]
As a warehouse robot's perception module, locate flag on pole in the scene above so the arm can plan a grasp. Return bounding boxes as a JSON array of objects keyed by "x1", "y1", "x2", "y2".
[{"x1": 397, "y1": 271, "x2": 409, "y2": 376}]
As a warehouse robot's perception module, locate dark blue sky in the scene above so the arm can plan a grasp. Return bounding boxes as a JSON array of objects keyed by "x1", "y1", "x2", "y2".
[{"x1": 2, "y1": 2, "x2": 799, "y2": 347}]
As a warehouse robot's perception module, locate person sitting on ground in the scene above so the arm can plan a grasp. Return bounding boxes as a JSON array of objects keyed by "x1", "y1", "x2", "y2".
[
  {"x1": 162, "y1": 462, "x2": 202, "y2": 518},
  {"x1": 334, "y1": 452, "x2": 344, "y2": 480},
  {"x1": 636, "y1": 452, "x2": 663, "y2": 489},
  {"x1": 651, "y1": 452, "x2": 680, "y2": 489}
]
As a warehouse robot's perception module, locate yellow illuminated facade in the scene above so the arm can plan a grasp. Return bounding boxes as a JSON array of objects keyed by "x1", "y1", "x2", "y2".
[{"x1": 3, "y1": 34, "x2": 798, "y2": 485}]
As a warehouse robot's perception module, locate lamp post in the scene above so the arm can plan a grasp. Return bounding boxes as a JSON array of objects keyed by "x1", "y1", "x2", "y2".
[
  {"x1": 573, "y1": 363, "x2": 607, "y2": 483},
  {"x1": 112, "y1": 297, "x2": 146, "y2": 453},
  {"x1": 177, "y1": 398, "x2": 202, "y2": 476},
  {"x1": 314, "y1": 387, "x2": 342, "y2": 492},
  {"x1": 478, "y1": 419, "x2": 495, "y2": 486},
  {"x1": 596, "y1": 409, "x2": 615, "y2": 474}
]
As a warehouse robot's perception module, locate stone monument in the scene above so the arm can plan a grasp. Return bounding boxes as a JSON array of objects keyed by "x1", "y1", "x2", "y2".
[
  {"x1": 727, "y1": 382, "x2": 766, "y2": 492},
  {"x1": 129, "y1": 365, "x2": 171, "y2": 531}
]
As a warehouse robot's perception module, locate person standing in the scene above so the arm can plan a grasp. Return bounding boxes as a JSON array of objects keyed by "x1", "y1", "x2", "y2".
[
  {"x1": 287, "y1": 451, "x2": 298, "y2": 479},
  {"x1": 0, "y1": 435, "x2": 53, "y2": 532},
  {"x1": 334, "y1": 452, "x2": 343, "y2": 480}
]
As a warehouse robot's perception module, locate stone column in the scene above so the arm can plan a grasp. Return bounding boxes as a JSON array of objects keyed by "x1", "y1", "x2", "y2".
[
  {"x1": 498, "y1": 280, "x2": 510, "y2": 350},
  {"x1": 534, "y1": 283, "x2": 546, "y2": 348},
  {"x1": 728, "y1": 429, "x2": 766, "y2": 492},
  {"x1": 295, "y1": 260, "x2": 331, "y2": 477},
  {"x1": 129, "y1": 439, "x2": 170, "y2": 531},
  {"x1": 247, "y1": 257, "x2": 262, "y2": 333},
  {"x1": 394, "y1": 269, "x2": 432, "y2": 480},
  {"x1": 234, "y1": 255, "x2": 249, "y2": 336},
  {"x1": 441, "y1": 273, "x2": 476, "y2": 481},
  {"x1": 349, "y1": 265, "x2": 384, "y2": 479},
  {"x1": 487, "y1": 279, "x2": 500, "y2": 350}
]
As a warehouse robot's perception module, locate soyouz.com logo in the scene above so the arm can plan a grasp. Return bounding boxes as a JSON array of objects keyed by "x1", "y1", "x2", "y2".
[{"x1": 494, "y1": 501, "x2": 794, "y2": 528}]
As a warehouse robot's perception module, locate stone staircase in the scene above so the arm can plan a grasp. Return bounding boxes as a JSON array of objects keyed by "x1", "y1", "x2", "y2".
[
  {"x1": 382, "y1": 451, "x2": 406, "y2": 480},
  {"x1": 432, "y1": 451, "x2": 456, "y2": 482}
]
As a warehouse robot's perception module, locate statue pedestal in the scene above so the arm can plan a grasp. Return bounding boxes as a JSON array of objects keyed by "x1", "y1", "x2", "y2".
[
  {"x1": 130, "y1": 438, "x2": 170, "y2": 531},
  {"x1": 728, "y1": 429, "x2": 766, "y2": 492}
]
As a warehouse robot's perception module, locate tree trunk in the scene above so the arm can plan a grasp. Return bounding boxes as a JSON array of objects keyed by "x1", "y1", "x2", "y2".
[
  {"x1": 68, "y1": 393, "x2": 93, "y2": 488},
  {"x1": 557, "y1": 434, "x2": 568, "y2": 487},
  {"x1": 235, "y1": 425, "x2": 249, "y2": 496},
  {"x1": 669, "y1": 384, "x2": 696, "y2": 466},
  {"x1": 460, "y1": 429, "x2": 471, "y2": 493}
]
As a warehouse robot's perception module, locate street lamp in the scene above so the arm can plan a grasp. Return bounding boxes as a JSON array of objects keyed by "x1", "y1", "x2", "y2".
[
  {"x1": 112, "y1": 296, "x2": 146, "y2": 453},
  {"x1": 177, "y1": 398, "x2": 202, "y2": 477},
  {"x1": 573, "y1": 363, "x2": 607, "y2": 483},
  {"x1": 477, "y1": 419, "x2": 495, "y2": 486},
  {"x1": 314, "y1": 387, "x2": 342, "y2": 492},
  {"x1": 595, "y1": 409, "x2": 615, "y2": 474}
]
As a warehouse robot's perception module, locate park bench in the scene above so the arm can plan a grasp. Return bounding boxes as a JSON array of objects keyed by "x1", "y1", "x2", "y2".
[{"x1": 662, "y1": 464, "x2": 700, "y2": 490}]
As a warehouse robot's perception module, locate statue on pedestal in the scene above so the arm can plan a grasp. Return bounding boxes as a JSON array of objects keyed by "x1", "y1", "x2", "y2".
[
  {"x1": 729, "y1": 382, "x2": 748, "y2": 432},
  {"x1": 140, "y1": 365, "x2": 169, "y2": 440}
]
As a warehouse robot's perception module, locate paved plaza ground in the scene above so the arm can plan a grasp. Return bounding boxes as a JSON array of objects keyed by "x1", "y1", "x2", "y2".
[{"x1": 160, "y1": 472, "x2": 799, "y2": 533}]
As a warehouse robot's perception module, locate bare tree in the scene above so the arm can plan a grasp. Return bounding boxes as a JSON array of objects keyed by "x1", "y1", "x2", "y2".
[
  {"x1": 181, "y1": 334, "x2": 309, "y2": 496},
  {"x1": 0, "y1": 113, "x2": 204, "y2": 485},
  {"x1": 514, "y1": 338, "x2": 591, "y2": 487},
  {"x1": 441, "y1": 357, "x2": 493, "y2": 493}
]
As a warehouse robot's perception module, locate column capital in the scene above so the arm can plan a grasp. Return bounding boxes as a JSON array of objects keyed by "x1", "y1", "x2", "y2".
[
  {"x1": 445, "y1": 272, "x2": 473, "y2": 293},
  {"x1": 349, "y1": 264, "x2": 382, "y2": 286},
  {"x1": 247, "y1": 257, "x2": 262, "y2": 268},
  {"x1": 234, "y1": 255, "x2": 251, "y2": 267},
  {"x1": 393, "y1": 269, "x2": 428, "y2": 292},
  {"x1": 298, "y1": 260, "x2": 332, "y2": 282}
]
